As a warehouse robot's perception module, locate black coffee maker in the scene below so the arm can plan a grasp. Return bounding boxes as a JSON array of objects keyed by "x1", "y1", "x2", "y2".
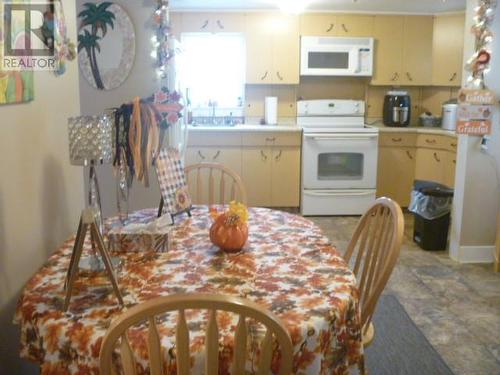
[{"x1": 383, "y1": 91, "x2": 411, "y2": 127}]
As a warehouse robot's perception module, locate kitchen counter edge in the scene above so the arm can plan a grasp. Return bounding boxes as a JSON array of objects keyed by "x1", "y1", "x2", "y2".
[{"x1": 187, "y1": 125, "x2": 302, "y2": 133}]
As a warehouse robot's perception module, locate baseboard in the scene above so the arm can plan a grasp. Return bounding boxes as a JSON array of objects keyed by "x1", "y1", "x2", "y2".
[{"x1": 450, "y1": 245, "x2": 496, "y2": 263}]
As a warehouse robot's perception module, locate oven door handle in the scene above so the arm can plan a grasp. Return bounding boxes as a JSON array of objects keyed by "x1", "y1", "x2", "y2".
[
  {"x1": 303, "y1": 190, "x2": 375, "y2": 197},
  {"x1": 304, "y1": 133, "x2": 378, "y2": 141}
]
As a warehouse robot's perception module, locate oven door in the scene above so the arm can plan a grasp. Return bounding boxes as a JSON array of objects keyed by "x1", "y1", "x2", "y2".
[
  {"x1": 300, "y1": 44, "x2": 359, "y2": 76},
  {"x1": 302, "y1": 132, "x2": 378, "y2": 189}
]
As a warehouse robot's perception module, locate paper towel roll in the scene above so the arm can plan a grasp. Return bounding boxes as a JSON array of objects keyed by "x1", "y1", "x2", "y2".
[{"x1": 265, "y1": 97, "x2": 278, "y2": 125}]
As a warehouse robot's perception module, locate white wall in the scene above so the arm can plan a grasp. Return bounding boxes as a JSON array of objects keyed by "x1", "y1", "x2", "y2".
[
  {"x1": 0, "y1": 1, "x2": 84, "y2": 372},
  {"x1": 450, "y1": 1, "x2": 500, "y2": 262},
  {"x1": 77, "y1": 0, "x2": 163, "y2": 217}
]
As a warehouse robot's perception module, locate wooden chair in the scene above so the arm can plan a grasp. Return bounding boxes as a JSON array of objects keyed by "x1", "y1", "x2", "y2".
[
  {"x1": 99, "y1": 293, "x2": 293, "y2": 375},
  {"x1": 185, "y1": 162, "x2": 248, "y2": 206},
  {"x1": 157, "y1": 162, "x2": 248, "y2": 217},
  {"x1": 343, "y1": 197, "x2": 404, "y2": 348}
]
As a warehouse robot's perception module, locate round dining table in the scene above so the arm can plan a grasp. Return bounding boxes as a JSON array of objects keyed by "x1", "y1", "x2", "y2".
[{"x1": 14, "y1": 206, "x2": 364, "y2": 374}]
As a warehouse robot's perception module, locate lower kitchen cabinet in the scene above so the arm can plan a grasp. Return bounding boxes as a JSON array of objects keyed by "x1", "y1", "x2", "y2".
[
  {"x1": 185, "y1": 147, "x2": 242, "y2": 175},
  {"x1": 377, "y1": 146, "x2": 416, "y2": 207},
  {"x1": 415, "y1": 148, "x2": 456, "y2": 188},
  {"x1": 270, "y1": 148, "x2": 301, "y2": 207},
  {"x1": 443, "y1": 151, "x2": 457, "y2": 187},
  {"x1": 377, "y1": 131, "x2": 457, "y2": 207},
  {"x1": 186, "y1": 130, "x2": 302, "y2": 207},
  {"x1": 241, "y1": 146, "x2": 301, "y2": 207},
  {"x1": 415, "y1": 148, "x2": 448, "y2": 184},
  {"x1": 185, "y1": 147, "x2": 242, "y2": 204},
  {"x1": 241, "y1": 148, "x2": 272, "y2": 206}
]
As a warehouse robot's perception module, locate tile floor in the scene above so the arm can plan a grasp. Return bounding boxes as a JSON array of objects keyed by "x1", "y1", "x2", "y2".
[{"x1": 309, "y1": 213, "x2": 500, "y2": 375}]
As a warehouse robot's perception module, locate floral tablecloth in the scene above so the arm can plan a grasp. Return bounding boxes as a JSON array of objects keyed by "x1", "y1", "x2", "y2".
[{"x1": 14, "y1": 207, "x2": 363, "y2": 374}]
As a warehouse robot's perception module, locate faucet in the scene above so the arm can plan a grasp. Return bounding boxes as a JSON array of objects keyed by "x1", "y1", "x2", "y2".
[{"x1": 209, "y1": 100, "x2": 217, "y2": 124}]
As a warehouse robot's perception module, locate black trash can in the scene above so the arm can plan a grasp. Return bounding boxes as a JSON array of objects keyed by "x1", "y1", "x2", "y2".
[{"x1": 408, "y1": 180, "x2": 454, "y2": 251}]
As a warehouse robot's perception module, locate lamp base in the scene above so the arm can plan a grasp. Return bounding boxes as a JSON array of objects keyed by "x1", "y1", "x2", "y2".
[
  {"x1": 64, "y1": 207, "x2": 124, "y2": 311},
  {"x1": 78, "y1": 255, "x2": 121, "y2": 272}
]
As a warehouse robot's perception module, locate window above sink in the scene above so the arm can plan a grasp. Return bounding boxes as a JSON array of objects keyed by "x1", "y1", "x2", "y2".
[{"x1": 179, "y1": 33, "x2": 246, "y2": 118}]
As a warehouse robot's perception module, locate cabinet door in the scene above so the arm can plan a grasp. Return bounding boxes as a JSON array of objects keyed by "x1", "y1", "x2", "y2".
[
  {"x1": 271, "y1": 147, "x2": 301, "y2": 207},
  {"x1": 211, "y1": 13, "x2": 245, "y2": 33},
  {"x1": 241, "y1": 148, "x2": 272, "y2": 207},
  {"x1": 181, "y1": 13, "x2": 213, "y2": 32},
  {"x1": 432, "y1": 14, "x2": 465, "y2": 86},
  {"x1": 401, "y1": 16, "x2": 433, "y2": 86},
  {"x1": 299, "y1": 14, "x2": 336, "y2": 36},
  {"x1": 272, "y1": 14, "x2": 300, "y2": 84},
  {"x1": 336, "y1": 15, "x2": 374, "y2": 37},
  {"x1": 184, "y1": 147, "x2": 213, "y2": 204},
  {"x1": 415, "y1": 148, "x2": 447, "y2": 185},
  {"x1": 377, "y1": 147, "x2": 416, "y2": 207},
  {"x1": 443, "y1": 151, "x2": 457, "y2": 188},
  {"x1": 371, "y1": 16, "x2": 404, "y2": 85},
  {"x1": 185, "y1": 147, "x2": 242, "y2": 204},
  {"x1": 245, "y1": 13, "x2": 274, "y2": 84},
  {"x1": 170, "y1": 12, "x2": 183, "y2": 39},
  {"x1": 185, "y1": 147, "x2": 211, "y2": 166}
]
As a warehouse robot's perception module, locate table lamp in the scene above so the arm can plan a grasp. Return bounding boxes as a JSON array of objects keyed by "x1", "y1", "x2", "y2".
[{"x1": 64, "y1": 115, "x2": 123, "y2": 311}]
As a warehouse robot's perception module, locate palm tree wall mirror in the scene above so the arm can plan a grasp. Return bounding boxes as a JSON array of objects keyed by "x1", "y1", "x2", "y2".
[{"x1": 78, "y1": 2, "x2": 135, "y2": 90}]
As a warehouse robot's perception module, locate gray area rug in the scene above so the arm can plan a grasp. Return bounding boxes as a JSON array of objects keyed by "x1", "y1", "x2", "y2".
[{"x1": 365, "y1": 294, "x2": 454, "y2": 375}]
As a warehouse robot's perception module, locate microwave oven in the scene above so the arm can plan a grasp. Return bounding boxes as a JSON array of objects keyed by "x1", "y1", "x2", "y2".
[{"x1": 300, "y1": 36, "x2": 374, "y2": 77}]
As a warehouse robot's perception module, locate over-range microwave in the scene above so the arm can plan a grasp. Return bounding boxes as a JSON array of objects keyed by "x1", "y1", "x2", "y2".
[{"x1": 300, "y1": 36, "x2": 374, "y2": 77}]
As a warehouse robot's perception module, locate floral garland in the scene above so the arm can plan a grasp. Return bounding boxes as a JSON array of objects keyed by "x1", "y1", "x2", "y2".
[
  {"x1": 466, "y1": 0, "x2": 497, "y2": 88},
  {"x1": 49, "y1": 0, "x2": 77, "y2": 76},
  {"x1": 152, "y1": 0, "x2": 176, "y2": 80}
]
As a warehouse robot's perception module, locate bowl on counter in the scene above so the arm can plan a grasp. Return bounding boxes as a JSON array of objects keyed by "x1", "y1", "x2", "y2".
[{"x1": 419, "y1": 114, "x2": 442, "y2": 127}]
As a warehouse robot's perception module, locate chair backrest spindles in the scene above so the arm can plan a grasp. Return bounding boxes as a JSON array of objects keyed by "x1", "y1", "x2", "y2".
[
  {"x1": 220, "y1": 173, "x2": 226, "y2": 204},
  {"x1": 208, "y1": 168, "x2": 215, "y2": 206},
  {"x1": 99, "y1": 294, "x2": 293, "y2": 375},
  {"x1": 120, "y1": 333, "x2": 137, "y2": 375},
  {"x1": 205, "y1": 310, "x2": 219, "y2": 375},
  {"x1": 185, "y1": 163, "x2": 247, "y2": 206},
  {"x1": 344, "y1": 198, "x2": 404, "y2": 329},
  {"x1": 233, "y1": 315, "x2": 248, "y2": 374},
  {"x1": 147, "y1": 317, "x2": 162, "y2": 375},
  {"x1": 257, "y1": 330, "x2": 274, "y2": 375},
  {"x1": 176, "y1": 310, "x2": 190, "y2": 375}
]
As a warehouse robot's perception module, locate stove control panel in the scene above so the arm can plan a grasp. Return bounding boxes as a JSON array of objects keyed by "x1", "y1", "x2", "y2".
[{"x1": 297, "y1": 99, "x2": 365, "y2": 117}]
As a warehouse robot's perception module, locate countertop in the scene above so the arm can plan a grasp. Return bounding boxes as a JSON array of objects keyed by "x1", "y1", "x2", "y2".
[
  {"x1": 369, "y1": 123, "x2": 457, "y2": 137},
  {"x1": 188, "y1": 122, "x2": 457, "y2": 136},
  {"x1": 188, "y1": 124, "x2": 302, "y2": 132}
]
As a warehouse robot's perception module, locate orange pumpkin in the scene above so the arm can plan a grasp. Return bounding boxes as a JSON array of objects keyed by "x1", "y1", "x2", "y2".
[{"x1": 209, "y1": 213, "x2": 249, "y2": 253}]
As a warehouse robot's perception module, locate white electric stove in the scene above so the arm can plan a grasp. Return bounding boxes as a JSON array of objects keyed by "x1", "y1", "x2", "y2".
[{"x1": 298, "y1": 99, "x2": 379, "y2": 215}]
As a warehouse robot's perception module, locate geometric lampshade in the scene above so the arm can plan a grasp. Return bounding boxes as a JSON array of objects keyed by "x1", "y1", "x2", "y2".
[{"x1": 68, "y1": 115, "x2": 113, "y2": 166}]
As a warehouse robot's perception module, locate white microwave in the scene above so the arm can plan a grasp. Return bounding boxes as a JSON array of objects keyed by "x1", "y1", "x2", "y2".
[{"x1": 300, "y1": 36, "x2": 374, "y2": 77}]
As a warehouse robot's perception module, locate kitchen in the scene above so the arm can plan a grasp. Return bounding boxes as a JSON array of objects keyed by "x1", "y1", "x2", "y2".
[
  {"x1": 1, "y1": 0, "x2": 499, "y2": 374},
  {"x1": 176, "y1": 8, "x2": 464, "y2": 213}
]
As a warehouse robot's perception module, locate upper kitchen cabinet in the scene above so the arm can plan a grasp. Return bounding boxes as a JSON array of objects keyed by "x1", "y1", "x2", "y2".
[
  {"x1": 401, "y1": 16, "x2": 433, "y2": 86},
  {"x1": 181, "y1": 12, "x2": 245, "y2": 33},
  {"x1": 432, "y1": 13, "x2": 465, "y2": 86},
  {"x1": 170, "y1": 12, "x2": 183, "y2": 39},
  {"x1": 300, "y1": 14, "x2": 336, "y2": 36},
  {"x1": 300, "y1": 14, "x2": 373, "y2": 37},
  {"x1": 371, "y1": 15, "x2": 433, "y2": 86},
  {"x1": 371, "y1": 16, "x2": 404, "y2": 85},
  {"x1": 335, "y1": 15, "x2": 374, "y2": 37},
  {"x1": 246, "y1": 13, "x2": 300, "y2": 84}
]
